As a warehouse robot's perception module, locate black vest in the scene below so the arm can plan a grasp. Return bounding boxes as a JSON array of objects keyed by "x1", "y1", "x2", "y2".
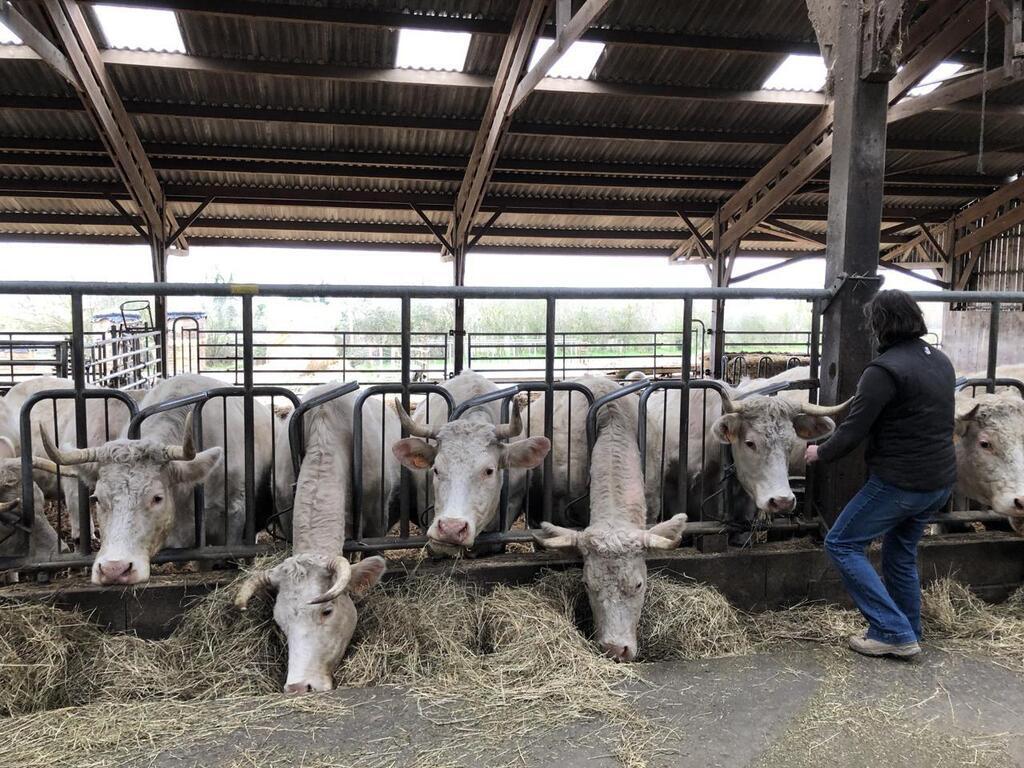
[{"x1": 866, "y1": 338, "x2": 957, "y2": 491}]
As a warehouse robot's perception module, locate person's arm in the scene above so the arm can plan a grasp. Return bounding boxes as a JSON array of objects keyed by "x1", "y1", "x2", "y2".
[{"x1": 814, "y1": 366, "x2": 896, "y2": 463}]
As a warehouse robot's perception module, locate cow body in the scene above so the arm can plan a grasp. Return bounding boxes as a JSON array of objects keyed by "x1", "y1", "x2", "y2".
[{"x1": 535, "y1": 376, "x2": 687, "y2": 661}]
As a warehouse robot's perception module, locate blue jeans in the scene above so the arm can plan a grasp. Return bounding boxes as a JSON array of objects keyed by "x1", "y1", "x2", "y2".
[{"x1": 824, "y1": 475, "x2": 953, "y2": 645}]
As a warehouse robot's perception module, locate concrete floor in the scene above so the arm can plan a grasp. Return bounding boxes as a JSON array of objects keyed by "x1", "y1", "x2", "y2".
[{"x1": 143, "y1": 645, "x2": 1023, "y2": 768}]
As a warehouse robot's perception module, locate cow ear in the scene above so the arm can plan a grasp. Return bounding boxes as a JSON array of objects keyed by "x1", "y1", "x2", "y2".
[
  {"x1": 712, "y1": 413, "x2": 743, "y2": 444},
  {"x1": 792, "y1": 414, "x2": 835, "y2": 441},
  {"x1": 0, "y1": 436, "x2": 15, "y2": 460},
  {"x1": 501, "y1": 436, "x2": 550, "y2": 469},
  {"x1": 392, "y1": 438, "x2": 436, "y2": 470},
  {"x1": 169, "y1": 447, "x2": 223, "y2": 485},
  {"x1": 347, "y1": 556, "x2": 386, "y2": 598}
]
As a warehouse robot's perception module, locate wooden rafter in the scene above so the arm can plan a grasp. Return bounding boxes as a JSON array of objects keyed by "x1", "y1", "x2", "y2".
[
  {"x1": 686, "y1": 0, "x2": 998, "y2": 256},
  {"x1": 19, "y1": 0, "x2": 184, "y2": 249}
]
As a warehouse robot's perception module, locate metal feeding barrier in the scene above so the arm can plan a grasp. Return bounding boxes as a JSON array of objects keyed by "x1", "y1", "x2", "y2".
[{"x1": 0, "y1": 281, "x2": 1023, "y2": 573}]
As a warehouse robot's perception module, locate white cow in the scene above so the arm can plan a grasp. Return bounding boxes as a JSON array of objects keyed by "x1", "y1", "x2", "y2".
[
  {"x1": 40, "y1": 374, "x2": 273, "y2": 585},
  {"x1": 535, "y1": 375, "x2": 688, "y2": 661},
  {"x1": 234, "y1": 382, "x2": 393, "y2": 693},
  {"x1": 1, "y1": 376, "x2": 142, "y2": 541},
  {"x1": 0, "y1": 453, "x2": 62, "y2": 567},
  {"x1": 392, "y1": 371, "x2": 549, "y2": 555},
  {"x1": 642, "y1": 370, "x2": 846, "y2": 524}
]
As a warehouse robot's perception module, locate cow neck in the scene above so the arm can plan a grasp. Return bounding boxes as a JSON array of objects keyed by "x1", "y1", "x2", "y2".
[{"x1": 588, "y1": 405, "x2": 646, "y2": 531}]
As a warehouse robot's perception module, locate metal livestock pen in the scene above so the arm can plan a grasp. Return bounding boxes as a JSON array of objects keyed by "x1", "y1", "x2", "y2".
[{"x1": 0, "y1": 280, "x2": 1022, "y2": 575}]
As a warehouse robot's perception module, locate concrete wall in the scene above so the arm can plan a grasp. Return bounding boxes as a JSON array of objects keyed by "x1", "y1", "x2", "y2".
[{"x1": 942, "y1": 308, "x2": 1024, "y2": 374}]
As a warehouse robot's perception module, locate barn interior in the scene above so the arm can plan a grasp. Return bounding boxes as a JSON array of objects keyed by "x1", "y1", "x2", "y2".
[{"x1": 1, "y1": 1, "x2": 1024, "y2": 766}]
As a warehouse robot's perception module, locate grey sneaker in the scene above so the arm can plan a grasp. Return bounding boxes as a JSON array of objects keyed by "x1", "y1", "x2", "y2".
[{"x1": 848, "y1": 633, "x2": 920, "y2": 658}]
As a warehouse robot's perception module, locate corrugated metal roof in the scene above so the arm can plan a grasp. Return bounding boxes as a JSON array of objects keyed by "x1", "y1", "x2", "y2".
[{"x1": 0, "y1": 0, "x2": 1021, "y2": 258}]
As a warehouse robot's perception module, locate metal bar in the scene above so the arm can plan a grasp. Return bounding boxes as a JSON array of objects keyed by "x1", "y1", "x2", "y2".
[
  {"x1": 987, "y1": 302, "x2": 1001, "y2": 394},
  {"x1": 399, "y1": 295, "x2": 412, "y2": 540},
  {"x1": 168, "y1": 196, "x2": 215, "y2": 243},
  {"x1": 677, "y1": 299, "x2": 692, "y2": 521},
  {"x1": 543, "y1": 297, "x2": 556, "y2": 523},
  {"x1": 3, "y1": 282, "x2": 1024, "y2": 305},
  {"x1": 241, "y1": 295, "x2": 256, "y2": 543},
  {"x1": 69, "y1": 293, "x2": 91, "y2": 555}
]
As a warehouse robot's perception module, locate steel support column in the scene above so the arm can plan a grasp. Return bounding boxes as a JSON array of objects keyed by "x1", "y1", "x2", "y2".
[{"x1": 818, "y1": 1, "x2": 890, "y2": 524}]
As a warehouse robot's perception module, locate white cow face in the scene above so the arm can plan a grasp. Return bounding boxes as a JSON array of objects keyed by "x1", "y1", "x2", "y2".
[
  {"x1": 712, "y1": 396, "x2": 840, "y2": 513},
  {"x1": 393, "y1": 404, "x2": 549, "y2": 555},
  {"x1": 235, "y1": 554, "x2": 386, "y2": 693},
  {"x1": 955, "y1": 396, "x2": 1024, "y2": 519},
  {"x1": 535, "y1": 514, "x2": 687, "y2": 662},
  {"x1": 40, "y1": 427, "x2": 221, "y2": 586}
]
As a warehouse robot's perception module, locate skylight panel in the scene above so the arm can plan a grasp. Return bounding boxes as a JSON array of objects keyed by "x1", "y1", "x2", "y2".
[
  {"x1": 0, "y1": 22, "x2": 21, "y2": 45},
  {"x1": 528, "y1": 38, "x2": 605, "y2": 79},
  {"x1": 395, "y1": 29, "x2": 472, "y2": 71},
  {"x1": 908, "y1": 62, "x2": 964, "y2": 96},
  {"x1": 92, "y1": 4, "x2": 185, "y2": 52},
  {"x1": 762, "y1": 54, "x2": 827, "y2": 91}
]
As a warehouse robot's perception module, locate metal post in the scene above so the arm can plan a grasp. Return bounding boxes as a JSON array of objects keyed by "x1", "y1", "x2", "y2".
[
  {"x1": 677, "y1": 299, "x2": 692, "y2": 521},
  {"x1": 71, "y1": 293, "x2": 90, "y2": 555},
  {"x1": 710, "y1": 209, "x2": 726, "y2": 379},
  {"x1": 818, "y1": 1, "x2": 888, "y2": 526},
  {"x1": 151, "y1": 239, "x2": 168, "y2": 378},
  {"x1": 241, "y1": 295, "x2": 256, "y2": 544},
  {"x1": 986, "y1": 302, "x2": 1000, "y2": 393},
  {"x1": 400, "y1": 295, "x2": 412, "y2": 538},
  {"x1": 543, "y1": 296, "x2": 556, "y2": 523},
  {"x1": 452, "y1": 248, "x2": 466, "y2": 374}
]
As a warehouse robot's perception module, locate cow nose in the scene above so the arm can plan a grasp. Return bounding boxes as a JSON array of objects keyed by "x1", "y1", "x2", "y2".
[
  {"x1": 768, "y1": 495, "x2": 796, "y2": 513},
  {"x1": 97, "y1": 560, "x2": 133, "y2": 582},
  {"x1": 284, "y1": 682, "x2": 314, "y2": 695},
  {"x1": 600, "y1": 642, "x2": 636, "y2": 663},
  {"x1": 1015, "y1": 498, "x2": 1024, "y2": 512},
  {"x1": 436, "y1": 517, "x2": 469, "y2": 544}
]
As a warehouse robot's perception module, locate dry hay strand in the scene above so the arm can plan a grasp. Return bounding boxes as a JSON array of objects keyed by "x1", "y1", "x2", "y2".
[
  {"x1": 750, "y1": 652, "x2": 1014, "y2": 768},
  {"x1": 1, "y1": 692, "x2": 351, "y2": 768},
  {"x1": 0, "y1": 601, "x2": 102, "y2": 715},
  {"x1": 638, "y1": 575, "x2": 752, "y2": 661},
  {"x1": 748, "y1": 602, "x2": 863, "y2": 647},
  {"x1": 921, "y1": 578, "x2": 1024, "y2": 673}
]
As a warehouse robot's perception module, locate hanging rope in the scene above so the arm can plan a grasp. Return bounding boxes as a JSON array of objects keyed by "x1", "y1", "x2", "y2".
[{"x1": 977, "y1": 0, "x2": 992, "y2": 174}]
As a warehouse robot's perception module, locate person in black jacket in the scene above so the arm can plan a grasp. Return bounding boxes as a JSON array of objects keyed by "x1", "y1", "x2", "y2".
[{"x1": 806, "y1": 289, "x2": 956, "y2": 659}]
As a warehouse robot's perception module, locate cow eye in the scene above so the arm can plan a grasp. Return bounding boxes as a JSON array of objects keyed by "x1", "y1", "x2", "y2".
[
  {"x1": 484, "y1": 467, "x2": 495, "y2": 476},
  {"x1": 744, "y1": 440, "x2": 756, "y2": 450},
  {"x1": 321, "y1": 606, "x2": 334, "y2": 618},
  {"x1": 432, "y1": 467, "x2": 439, "y2": 476},
  {"x1": 89, "y1": 494, "x2": 99, "y2": 504},
  {"x1": 152, "y1": 494, "x2": 164, "y2": 505},
  {"x1": 635, "y1": 580, "x2": 643, "y2": 590},
  {"x1": 979, "y1": 440, "x2": 992, "y2": 450}
]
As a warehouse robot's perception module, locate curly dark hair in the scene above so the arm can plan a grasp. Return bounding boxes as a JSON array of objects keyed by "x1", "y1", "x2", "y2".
[{"x1": 864, "y1": 289, "x2": 928, "y2": 349}]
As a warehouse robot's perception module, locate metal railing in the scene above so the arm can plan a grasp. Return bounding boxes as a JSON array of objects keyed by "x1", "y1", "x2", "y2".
[{"x1": 1, "y1": 281, "x2": 1023, "y2": 572}]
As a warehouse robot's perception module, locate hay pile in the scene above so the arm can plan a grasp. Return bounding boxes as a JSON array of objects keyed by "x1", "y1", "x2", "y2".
[{"x1": 1, "y1": 568, "x2": 1024, "y2": 767}]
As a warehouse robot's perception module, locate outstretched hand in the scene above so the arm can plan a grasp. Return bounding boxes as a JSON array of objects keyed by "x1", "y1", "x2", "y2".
[{"x1": 804, "y1": 445, "x2": 820, "y2": 464}]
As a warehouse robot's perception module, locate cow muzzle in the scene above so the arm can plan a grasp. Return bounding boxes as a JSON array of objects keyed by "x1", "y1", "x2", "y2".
[
  {"x1": 766, "y1": 494, "x2": 796, "y2": 513},
  {"x1": 599, "y1": 640, "x2": 637, "y2": 663},
  {"x1": 430, "y1": 516, "x2": 475, "y2": 547},
  {"x1": 284, "y1": 674, "x2": 334, "y2": 694},
  {"x1": 92, "y1": 556, "x2": 149, "y2": 585}
]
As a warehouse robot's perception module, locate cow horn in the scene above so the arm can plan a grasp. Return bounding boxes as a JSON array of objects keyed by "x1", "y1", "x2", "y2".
[
  {"x1": 493, "y1": 398, "x2": 523, "y2": 440},
  {"x1": 0, "y1": 499, "x2": 18, "y2": 515},
  {"x1": 642, "y1": 532, "x2": 680, "y2": 550},
  {"x1": 164, "y1": 411, "x2": 197, "y2": 461},
  {"x1": 719, "y1": 390, "x2": 745, "y2": 415},
  {"x1": 394, "y1": 399, "x2": 439, "y2": 439},
  {"x1": 799, "y1": 398, "x2": 854, "y2": 418},
  {"x1": 309, "y1": 556, "x2": 352, "y2": 605},
  {"x1": 38, "y1": 425, "x2": 100, "y2": 466},
  {"x1": 532, "y1": 522, "x2": 581, "y2": 551},
  {"x1": 235, "y1": 569, "x2": 277, "y2": 611},
  {"x1": 32, "y1": 457, "x2": 78, "y2": 477}
]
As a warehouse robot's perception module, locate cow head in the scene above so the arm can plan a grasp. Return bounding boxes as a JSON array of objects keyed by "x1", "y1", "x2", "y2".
[
  {"x1": 955, "y1": 394, "x2": 1024, "y2": 518},
  {"x1": 711, "y1": 394, "x2": 849, "y2": 513},
  {"x1": 40, "y1": 418, "x2": 222, "y2": 585},
  {"x1": 392, "y1": 399, "x2": 550, "y2": 554},
  {"x1": 535, "y1": 513, "x2": 687, "y2": 662},
  {"x1": 235, "y1": 554, "x2": 386, "y2": 693}
]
